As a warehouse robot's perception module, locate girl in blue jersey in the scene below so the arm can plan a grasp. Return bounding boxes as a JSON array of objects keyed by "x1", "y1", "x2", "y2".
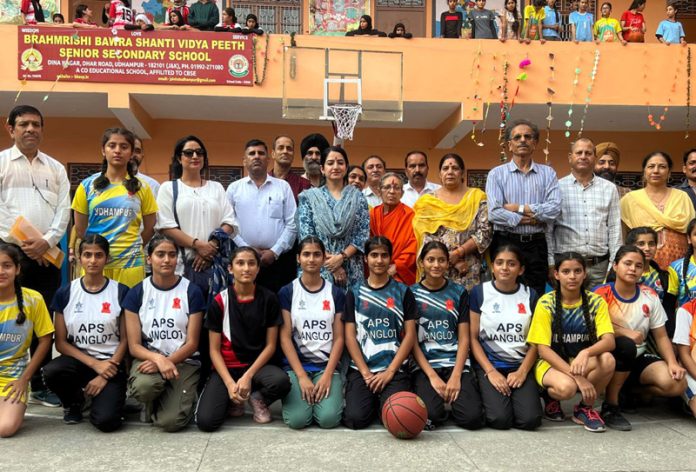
[
  {"x1": 469, "y1": 244, "x2": 542, "y2": 430},
  {"x1": 670, "y1": 219, "x2": 696, "y2": 307},
  {"x1": 527, "y1": 253, "x2": 616, "y2": 433},
  {"x1": 411, "y1": 241, "x2": 484, "y2": 429},
  {"x1": 342, "y1": 236, "x2": 417, "y2": 429},
  {"x1": 279, "y1": 236, "x2": 346, "y2": 429},
  {"x1": 123, "y1": 235, "x2": 205, "y2": 432},
  {"x1": 0, "y1": 244, "x2": 53, "y2": 438},
  {"x1": 43, "y1": 235, "x2": 129, "y2": 431},
  {"x1": 196, "y1": 246, "x2": 290, "y2": 431}
]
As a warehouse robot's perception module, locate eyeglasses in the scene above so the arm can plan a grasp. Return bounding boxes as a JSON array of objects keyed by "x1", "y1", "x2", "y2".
[
  {"x1": 181, "y1": 149, "x2": 205, "y2": 158},
  {"x1": 511, "y1": 134, "x2": 535, "y2": 142}
]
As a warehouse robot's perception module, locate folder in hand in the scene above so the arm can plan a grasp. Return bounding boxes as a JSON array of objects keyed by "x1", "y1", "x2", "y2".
[{"x1": 9, "y1": 216, "x2": 65, "y2": 268}]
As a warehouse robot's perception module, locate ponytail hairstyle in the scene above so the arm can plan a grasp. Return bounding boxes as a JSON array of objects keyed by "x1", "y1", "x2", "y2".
[
  {"x1": 146, "y1": 233, "x2": 178, "y2": 256},
  {"x1": 418, "y1": 240, "x2": 449, "y2": 262},
  {"x1": 681, "y1": 218, "x2": 696, "y2": 289},
  {"x1": 93, "y1": 128, "x2": 141, "y2": 195},
  {"x1": 552, "y1": 252, "x2": 595, "y2": 359},
  {"x1": 298, "y1": 236, "x2": 326, "y2": 254},
  {"x1": 231, "y1": 246, "x2": 261, "y2": 266},
  {"x1": 75, "y1": 3, "x2": 89, "y2": 19},
  {"x1": 222, "y1": 7, "x2": 237, "y2": 24},
  {"x1": 0, "y1": 245, "x2": 25, "y2": 325},
  {"x1": 78, "y1": 233, "x2": 110, "y2": 257},
  {"x1": 491, "y1": 243, "x2": 525, "y2": 284},
  {"x1": 365, "y1": 236, "x2": 393, "y2": 258}
]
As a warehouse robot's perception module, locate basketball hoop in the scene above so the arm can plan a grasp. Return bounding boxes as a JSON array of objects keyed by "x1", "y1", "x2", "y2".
[{"x1": 328, "y1": 103, "x2": 362, "y2": 140}]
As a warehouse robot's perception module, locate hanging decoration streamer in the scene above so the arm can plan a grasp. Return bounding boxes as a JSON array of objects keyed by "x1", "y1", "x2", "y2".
[
  {"x1": 509, "y1": 57, "x2": 531, "y2": 112},
  {"x1": 252, "y1": 33, "x2": 271, "y2": 86},
  {"x1": 577, "y1": 49, "x2": 600, "y2": 138},
  {"x1": 470, "y1": 43, "x2": 484, "y2": 146},
  {"x1": 687, "y1": 46, "x2": 692, "y2": 139},
  {"x1": 544, "y1": 53, "x2": 555, "y2": 163},
  {"x1": 565, "y1": 60, "x2": 582, "y2": 138},
  {"x1": 645, "y1": 47, "x2": 682, "y2": 131},
  {"x1": 498, "y1": 58, "x2": 510, "y2": 162},
  {"x1": 479, "y1": 57, "x2": 498, "y2": 141}
]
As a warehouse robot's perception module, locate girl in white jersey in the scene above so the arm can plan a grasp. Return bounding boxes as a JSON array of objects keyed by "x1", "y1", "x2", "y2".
[
  {"x1": 43, "y1": 235, "x2": 129, "y2": 431},
  {"x1": 279, "y1": 236, "x2": 346, "y2": 429},
  {"x1": 124, "y1": 235, "x2": 205, "y2": 432},
  {"x1": 470, "y1": 244, "x2": 542, "y2": 430}
]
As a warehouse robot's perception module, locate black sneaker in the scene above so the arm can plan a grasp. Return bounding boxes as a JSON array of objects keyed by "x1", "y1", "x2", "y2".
[
  {"x1": 63, "y1": 404, "x2": 83, "y2": 425},
  {"x1": 543, "y1": 397, "x2": 565, "y2": 422},
  {"x1": 601, "y1": 402, "x2": 632, "y2": 431}
]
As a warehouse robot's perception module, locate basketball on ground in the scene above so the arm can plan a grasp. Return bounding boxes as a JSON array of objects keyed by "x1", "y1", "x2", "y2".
[{"x1": 381, "y1": 391, "x2": 428, "y2": 439}]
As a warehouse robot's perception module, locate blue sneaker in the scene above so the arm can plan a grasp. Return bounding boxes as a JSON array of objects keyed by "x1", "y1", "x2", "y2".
[
  {"x1": 29, "y1": 390, "x2": 61, "y2": 407},
  {"x1": 572, "y1": 403, "x2": 606, "y2": 433}
]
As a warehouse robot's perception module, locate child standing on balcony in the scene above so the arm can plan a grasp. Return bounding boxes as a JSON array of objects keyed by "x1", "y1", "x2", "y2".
[
  {"x1": 542, "y1": 0, "x2": 561, "y2": 41},
  {"x1": 656, "y1": 2, "x2": 687, "y2": 46},
  {"x1": 499, "y1": 0, "x2": 520, "y2": 41},
  {"x1": 620, "y1": 0, "x2": 647, "y2": 43},
  {"x1": 594, "y1": 2, "x2": 626, "y2": 44},
  {"x1": 468, "y1": 0, "x2": 498, "y2": 39},
  {"x1": 107, "y1": 0, "x2": 133, "y2": 28},
  {"x1": 569, "y1": 0, "x2": 594, "y2": 43},
  {"x1": 522, "y1": 0, "x2": 546, "y2": 43},
  {"x1": 440, "y1": 0, "x2": 463, "y2": 38}
]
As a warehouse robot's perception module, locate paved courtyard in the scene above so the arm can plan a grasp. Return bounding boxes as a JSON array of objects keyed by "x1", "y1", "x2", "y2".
[{"x1": 3, "y1": 398, "x2": 696, "y2": 472}]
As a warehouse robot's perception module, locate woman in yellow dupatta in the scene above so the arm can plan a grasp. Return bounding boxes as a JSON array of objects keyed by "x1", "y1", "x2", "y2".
[
  {"x1": 370, "y1": 172, "x2": 417, "y2": 285},
  {"x1": 620, "y1": 151, "x2": 695, "y2": 268},
  {"x1": 413, "y1": 153, "x2": 492, "y2": 291}
]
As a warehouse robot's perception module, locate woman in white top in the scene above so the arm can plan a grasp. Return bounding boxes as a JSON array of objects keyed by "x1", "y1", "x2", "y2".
[{"x1": 156, "y1": 135, "x2": 238, "y2": 300}]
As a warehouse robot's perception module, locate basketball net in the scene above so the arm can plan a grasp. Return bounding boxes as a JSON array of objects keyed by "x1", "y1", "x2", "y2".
[{"x1": 328, "y1": 104, "x2": 362, "y2": 140}]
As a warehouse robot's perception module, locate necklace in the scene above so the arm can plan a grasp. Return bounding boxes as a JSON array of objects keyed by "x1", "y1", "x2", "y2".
[{"x1": 646, "y1": 189, "x2": 669, "y2": 211}]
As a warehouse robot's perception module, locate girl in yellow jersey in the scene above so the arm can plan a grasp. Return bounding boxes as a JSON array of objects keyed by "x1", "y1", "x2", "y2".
[
  {"x1": 0, "y1": 244, "x2": 54, "y2": 437},
  {"x1": 72, "y1": 128, "x2": 157, "y2": 288}
]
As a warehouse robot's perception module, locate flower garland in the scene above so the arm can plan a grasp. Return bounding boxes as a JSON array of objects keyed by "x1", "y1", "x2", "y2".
[
  {"x1": 252, "y1": 33, "x2": 271, "y2": 86},
  {"x1": 498, "y1": 58, "x2": 510, "y2": 162},
  {"x1": 564, "y1": 60, "x2": 582, "y2": 138},
  {"x1": 544, "y1": 53, "x2": 555, "y2": 163},
  {"x1": 645, "y1": 47, "x2": 682, "y2": 130},
  {"x1": 686, "y1": 46, "x2": 691, "y2": 139},
  {"x1": 577, "y1": 49, "x2": 600, "y2": 138},
  {"x1": 470, "y1": 44, "x2": 483, "y2": 146}
]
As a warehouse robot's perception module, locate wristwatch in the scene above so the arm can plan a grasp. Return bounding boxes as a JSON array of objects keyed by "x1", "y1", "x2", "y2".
[{"x1": 517, "y1": 204, "x2": 525, "y2": 214}]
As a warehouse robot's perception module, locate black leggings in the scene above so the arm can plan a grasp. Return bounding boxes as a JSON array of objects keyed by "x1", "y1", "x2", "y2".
[
  {"x1": 612, "y1": 336, "x2": 638, "y2": 372},
  {"x1": 195, "y1": 364, "x2": 291, "y2": 432},
  {"x1": 343, "y1": 369, "x2": 411, "y2": 430},
  {"x1": 412, "y1": 367, "x2": 484, "y2": 429},
  {"x1": 43, "y1": 355, "x2": 126, "y2": 432},
  {"x1": 475, "y1": 365, "x2": 542, "y2": 430}
]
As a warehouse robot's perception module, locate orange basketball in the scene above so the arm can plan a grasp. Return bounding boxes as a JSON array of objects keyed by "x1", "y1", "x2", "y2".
[{"x1": 381, "y1": 391, "x2": 428, "y2": 439}]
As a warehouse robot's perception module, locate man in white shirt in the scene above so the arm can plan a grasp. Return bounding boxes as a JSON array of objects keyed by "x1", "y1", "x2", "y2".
[
  {"x1": 547, "y1": 137, "x2": 621, "y2": 288},
  {"x1": 362, "y1": 155, "x2": 386, "y2": 207},
  {"x1": 132, "y1": 137, "x2": 160, "y2": 198},
  {"x1": 401, "y1": 150, "x2": 440, "y2": 208},
  {"x1": 0, "y1": 105, "x2": 70, "y2": 406},
  {"x1": 226, "y1": 139, "x2": 297, "y2": 292}
]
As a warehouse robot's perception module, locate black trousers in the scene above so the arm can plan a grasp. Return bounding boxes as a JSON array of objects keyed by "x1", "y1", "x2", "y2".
[
  {"x1": 475, "y1": 365, "x2": 542, "y2": 430},
  {"x1": 412, "y1": 367, "x2": 485, "y2": 429},
  {"x1": 195, "y1": 364, "x2": 291, "y2": 432},
  {"x1": 491, "y1": 232, "x2": 548, "y2": 296},
  {"x1": 17, "y1": 250, "x2": 61, "y2": 391},
  {"x1": 343, "y1": 369, "x2": 411, "y2": 430},
  {"x1": 256, "y1": 249, "x2": 297, "y2": 294},
  {"x1": 43, "y1": 355, "x2": 126, "y2": 432}
]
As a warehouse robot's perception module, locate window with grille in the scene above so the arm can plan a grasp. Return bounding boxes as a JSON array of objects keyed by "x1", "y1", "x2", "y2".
[
  {"x1": 669, "y1": 0, "x2": 696, "y2": 17},
  {"x1": 376, "y1": 0, "x2": 424, "y2": 7},
  {"x1": 232, "y1": 1, "x2": 302, "y2": 34}
]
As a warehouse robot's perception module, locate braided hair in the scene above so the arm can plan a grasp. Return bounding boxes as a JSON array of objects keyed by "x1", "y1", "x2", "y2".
[
  {"x1": 0, "y1": 244, "x2": 26, "y2": 325},
  {"x1": 93, "y1": 128, "x2": 141, "y2": 195},
  {"x1": 552, "y1": 252, "x2": 596, "y2": 359}
]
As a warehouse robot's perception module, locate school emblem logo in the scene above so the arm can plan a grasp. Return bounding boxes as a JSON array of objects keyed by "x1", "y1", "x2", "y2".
[
  {"x1": 362, "y1": 300, "x2": 370, "y2": 310},
  {"x1": 421, "y1": 302, "x2": 428, "y2": 311},
  {"x1": 20, "y1": 48, "x2": 43, "y2": 72},
  {"x1": 74, "y1": 302, "x2": 83, "y2": 314},
  {"x1": 642, "y1": 304, "x2": 650, "y2": 318},
  {"x1": 518, "y1": 303, "x2": 526, "y2": 314},
  {"x1": 172, "y1": 297, "x2": 181, "y2": 309},
  {"x1": 445, "y1": 299, "x2": 454, "y2": 311},
  {"x1": 322, "y1": 300, "x2": 331, "y2": 311},
  {"x1": 492, "y1": 303, "x2": 501, "y2": 313},
  {"x1": 386, "y1": 297, "x2": 395, "y2": 309},
  {"x1": 148, "y1": 298, "x2": 156, "y2": 310},
  {"x1": 298, "y1": 300, "x2": 306, "y2": 310},
  {"x1": 101, "y1": 302, "x2": 111, "y2": 314},
  {"x1": 228, "y1": 54, "x2": 249, "y2": 78}
]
